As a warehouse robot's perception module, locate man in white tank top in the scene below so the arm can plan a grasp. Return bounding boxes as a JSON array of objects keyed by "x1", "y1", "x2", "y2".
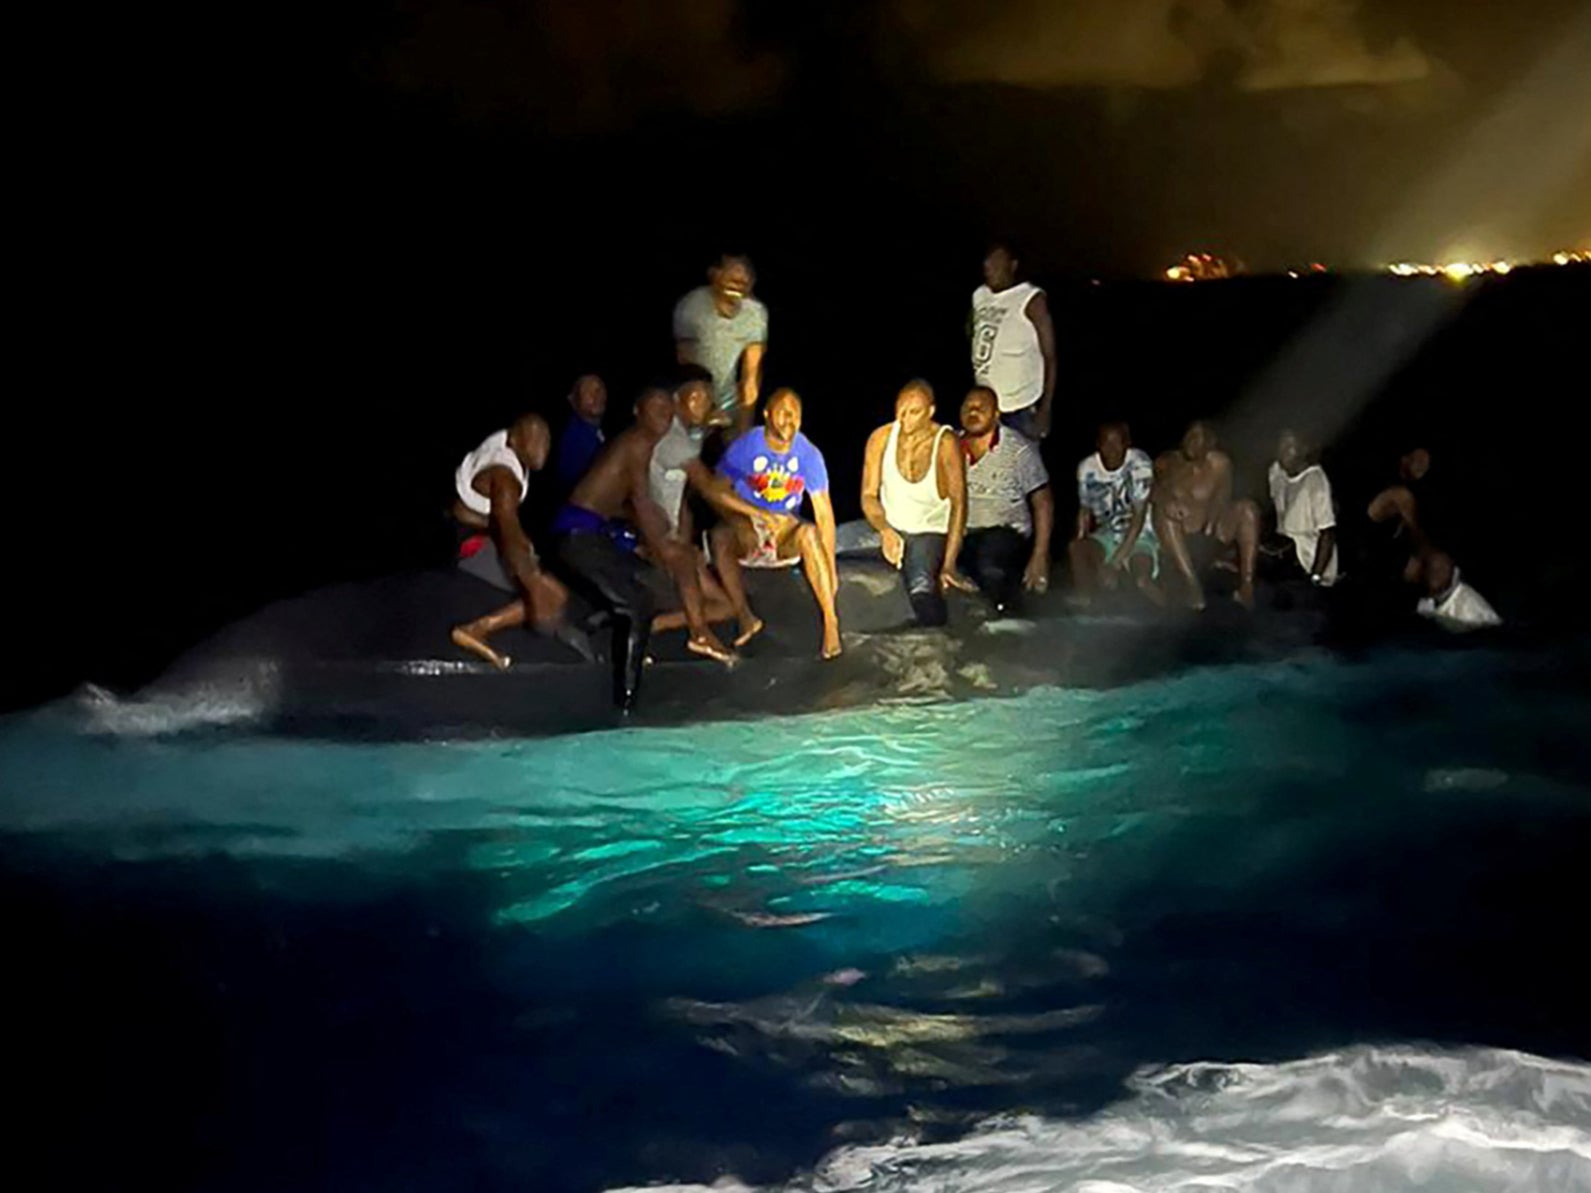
[
  {"x1": 450, "y1": 414, "x2": 579, "y2": 670},
  {"x1": 969, "y1": 242, "x2": 1057, "y2": 440},
  {"x1": 860, "y1": 380, "x2": 974, "y2": 626}
]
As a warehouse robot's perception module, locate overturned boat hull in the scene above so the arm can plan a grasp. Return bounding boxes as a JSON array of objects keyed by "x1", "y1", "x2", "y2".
[{"x1": 103, "y1": 559, "x2": 1377, "y2": 740}]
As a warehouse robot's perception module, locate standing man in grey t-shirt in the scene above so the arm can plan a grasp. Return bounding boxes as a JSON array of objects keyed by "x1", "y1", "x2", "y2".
[{"x1": 673, "y1": 253, "x2": 768, "y2": 435}]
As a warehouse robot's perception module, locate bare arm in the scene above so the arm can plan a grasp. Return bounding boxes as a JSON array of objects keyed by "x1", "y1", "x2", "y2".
[
  {"x1": 622, "y1": 442, "x2": 676, "y2": 560},
  {"x1": 481, "y1": 469, "x2": 542, "y2": 593},
  {"x1": 860, "y1": 425, "x2": 904, "y2": 567},
  {"x1": 682, "y1": 459, "x2": 777, "y2": 524},
  {"x1": 1026, "y1": 291, "x2": 1057, "y2": 437},
  {"x1": 1310, "y1": 527, "x2": 1337, "y2": 580},
  {"x1": 737, "y1": 342, "x2": 765, "y2": 414},
  {"x1": 1028, "y1": 485, "x2": 1054, "y2": 563},
  {"x1": 1109, "y1": 501, "x2": 1150, "y2": 567},
  {"x1": 938, "y1": 430, "x2": 970, "y2": 582},
  {"x1": 1074, "y1": 504, "x2": 1093, "y2": 540},
  {"x1": 1025, "y1": 485, "x2": 1054, "y2": 590},
  {"x1": 1206, "y1": 453, "x2": 1234, "y2": 532},
  {"x1": 675, "y1": 340, "x2": 696, "y2": 366},
  {"x1": 860, "y1": 426, "x2": 891, "y2": 534}
]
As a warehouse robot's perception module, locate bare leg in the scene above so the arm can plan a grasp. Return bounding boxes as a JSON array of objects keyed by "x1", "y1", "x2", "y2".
[
  {"x1": 790, "y1": 523, "x2": 842, "y2": 659},
  {"x1": 1129, "y1": 553, "x2": 1165, "y2": 606},
  {"x1": 662, "y1": 544, "x2": 736, "y2": 663},
  {"x1": 1220, "y1": 500, "x2": 1261, "y2": 610},
  {"x1": 710, "y1": 521, "x2": 764, "y2": 647},
  {"x1": 1068, "y1": 537, "x2": 1105, "y2": 606},
  {"x1": 1154, "y1": 508, "x2": 1205, "y2": 610},
  {"x1": 652, "y1": 562, "x2": 735, "y2": 633},
  {"x1": 451, "y1": 600, "x2": 526, "y2": 670}
]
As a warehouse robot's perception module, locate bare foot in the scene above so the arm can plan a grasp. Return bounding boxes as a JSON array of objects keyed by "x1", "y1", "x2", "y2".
[
  {"x1": 686, "y1": 633, "x2": 739, "y2": 666},
  {"x1": 451, "y1": 626, "x2": 511, "y2": 671},
  {"x1": 820, "y1": 628, "x2": 843, "y2": 660},
  {"x1": 733, "y1": 616, "x2": 765, "y2": 648},
  {"x1": 1234, "y1": 583, "x2": 1256, "y2": 611}
]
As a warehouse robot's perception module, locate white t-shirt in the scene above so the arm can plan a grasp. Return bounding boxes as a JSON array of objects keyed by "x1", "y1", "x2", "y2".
[
  {"x1": 970, "y1": 281, "x2": 1044, "y2": 412},
  {"x1": 1268, "y1": 462, "x2": 1339, "y2": 584},
  {"x1": 1418, "y1": 572, "x2": 1502, "y2": 631},
  {"x1": 455, "y1": 430, "x2": 527, "y2": 517}
]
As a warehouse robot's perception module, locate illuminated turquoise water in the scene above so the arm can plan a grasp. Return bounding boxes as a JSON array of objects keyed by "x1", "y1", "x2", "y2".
[{"x1": 4, "y1": 644, "x2": 1590, "y2": 1191}]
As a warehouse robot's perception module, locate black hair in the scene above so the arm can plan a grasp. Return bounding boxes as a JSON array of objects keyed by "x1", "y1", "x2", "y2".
[
  {"x1": 1098, "y1": 420, "x2": 1132, "y2": 442},
  {"x1": 714, "y1": 251, "x2": 756, "y2": 280},
  {"x1": 674, "y1": 363, "x2": 714, "y2": 391},
  {"x1": 986, "y1": 239, "x2": 1022, "y2": 266}
]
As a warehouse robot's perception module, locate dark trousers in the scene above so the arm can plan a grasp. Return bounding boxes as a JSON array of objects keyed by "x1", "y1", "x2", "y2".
[
  {"x1": 959, "y1": 526, "x2": 1030, "y2": 613},
  {"x1": 556, "y1": 532, "x2": 659, "y2": 712},
  {"x1": 901, "y1": 532, "x2": 948, "y2": 626},
  {"x1": 1000, "y1": 405, "x2": 1041, "y2": 439}
]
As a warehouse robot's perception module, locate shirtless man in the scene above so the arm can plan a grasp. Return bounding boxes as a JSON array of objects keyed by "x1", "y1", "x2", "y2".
[
  {"x1": 861, "y1": 381, "x2": 974, "y2": 626},
  {"x1": 552, "y1": 389, "x2": 737, "y2": 710},
  {"x1": 712, "y1": 389, "x2": 843, "y2": 659},
  {"x1": 1152, "y1": 420, "x2": 1261, "y2": 610},
  {"x1": 1367, "y1": 446, "x2": 1438, "y2": 584},
  {"x1": 450, "y1": 413, "x2": 579, "y2": 670}
]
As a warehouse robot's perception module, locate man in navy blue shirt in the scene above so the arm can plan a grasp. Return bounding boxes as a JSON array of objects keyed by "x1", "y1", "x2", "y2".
[{"x1": 554, "y1": 374, "x2": 608, "y2": 496}]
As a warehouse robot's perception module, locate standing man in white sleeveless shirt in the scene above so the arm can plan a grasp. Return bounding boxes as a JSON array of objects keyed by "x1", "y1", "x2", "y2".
[
  {"x1": 969, "y1": 242, "x2": 1057, "y2": 440},
  {"x1": 861, "y1": 381, "x2": 974, "y2": 626}
]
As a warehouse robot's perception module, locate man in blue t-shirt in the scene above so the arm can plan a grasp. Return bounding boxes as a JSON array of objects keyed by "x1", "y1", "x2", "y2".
[{"x1": 713, "y1": 389, "x2": 842, "y2": 659}]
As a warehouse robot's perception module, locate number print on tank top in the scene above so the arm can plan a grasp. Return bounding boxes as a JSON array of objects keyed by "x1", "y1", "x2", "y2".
[{"x1": 972, "y1": 303, "x2": 1006, "y2": 369}]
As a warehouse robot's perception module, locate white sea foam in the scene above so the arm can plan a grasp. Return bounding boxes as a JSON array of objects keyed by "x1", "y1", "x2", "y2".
[
  {"x1": 74, "y1": 665, "x2": 277, "y2": 736},
  {"x1": 605, "y1": 1046, "x2": 1591, "y2": 1192}
]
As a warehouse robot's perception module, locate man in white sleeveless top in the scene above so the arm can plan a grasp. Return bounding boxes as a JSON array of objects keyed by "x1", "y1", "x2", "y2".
[
  {"x1": 970, "y1": 242, "x2": 1057, "y2": 440},
  {"x1": 861, "y1": 380, "x2": 974, "y2": 626},
  {"x1": 450, "y1": 413, "x2": 579, "y2": 670}
]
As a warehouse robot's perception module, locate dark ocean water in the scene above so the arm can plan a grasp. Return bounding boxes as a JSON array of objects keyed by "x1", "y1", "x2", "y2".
[{"x1": 5, "y1": 640, "x2": 1590, "y2": 1191}]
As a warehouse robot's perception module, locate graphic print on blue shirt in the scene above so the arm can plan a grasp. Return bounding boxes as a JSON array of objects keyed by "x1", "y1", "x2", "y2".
[{"x1": 719, "y1": 428, "x2": 829, "y2": 515}]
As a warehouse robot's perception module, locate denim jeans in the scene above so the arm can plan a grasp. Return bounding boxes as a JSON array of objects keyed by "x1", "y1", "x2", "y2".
[
  {"x1": 901, "y1": 532, "x2": 948, "y2": 626},
  {"x1": 1000, "y1": 404, "x2": 1042, "y2": 440},
  {"x1": 959, "y1": 526, "x2": 1031, "y2": 613}
]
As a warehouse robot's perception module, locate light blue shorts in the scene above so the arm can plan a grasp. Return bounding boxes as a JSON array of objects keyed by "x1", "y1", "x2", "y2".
[{"x1": 1092, "y1": 529, "x2": 1160, "y2": 578}]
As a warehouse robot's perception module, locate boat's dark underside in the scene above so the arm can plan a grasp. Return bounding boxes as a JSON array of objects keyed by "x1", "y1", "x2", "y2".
[{"x1": 115, "y1": 558, "x2": 1460, "y2": 740}]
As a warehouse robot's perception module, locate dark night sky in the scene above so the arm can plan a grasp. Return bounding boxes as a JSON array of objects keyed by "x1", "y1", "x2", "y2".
[
  {"x1": 64, "y1": 0, "x2": 1589, "y2": 275},
  {"x1": 349, "y1": 0, "x2": 1590, "y2": 269}
]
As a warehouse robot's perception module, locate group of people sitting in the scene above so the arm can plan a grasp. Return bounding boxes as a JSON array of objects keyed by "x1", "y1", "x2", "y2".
[{"x1": 447, "y1": 247, "x2": 1498, "y2": 713}]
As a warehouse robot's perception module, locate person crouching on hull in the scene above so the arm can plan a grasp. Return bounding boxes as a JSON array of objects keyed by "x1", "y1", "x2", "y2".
[
  {"x1": 451, "y1": 414, "x2": 584, "y2": 670},
  {"x1": 1152, "y1": 420, "x2": 1261, "y2": 610},
  {"x1": 712, "y1": 388, "x2": 843, "y2": 659},
  {"x1": 958, "y1": 386, "x2": 1054, "y2": 615},
  {"x1": 1070, "y1": 421, "x2": 1161, "y2": 608},
  {"x1": 552, "y1": 389, "x2": 736, "y2": 712},
  {"x1": 860, "y1": 380, "x2": 974, "y2": 627}
]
